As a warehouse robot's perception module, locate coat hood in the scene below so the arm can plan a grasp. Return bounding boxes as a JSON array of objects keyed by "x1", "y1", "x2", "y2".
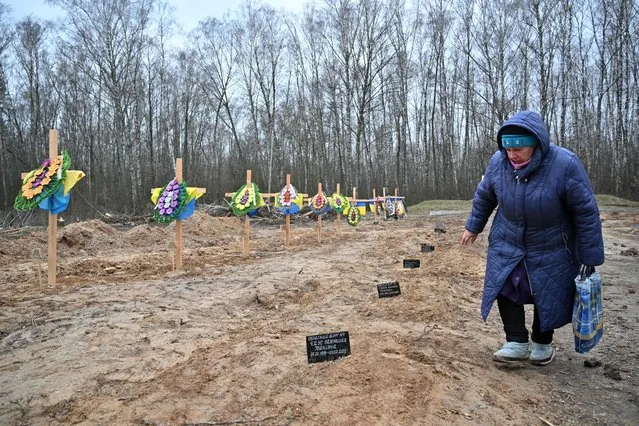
[{"x1": 497, "y1": 111, "x2": 551, "y2": 154}]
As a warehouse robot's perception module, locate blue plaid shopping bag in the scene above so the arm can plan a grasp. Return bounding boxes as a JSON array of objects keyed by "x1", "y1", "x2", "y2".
[{"x1": 572, "y1": 265, "x2": 604, "y2": 354}]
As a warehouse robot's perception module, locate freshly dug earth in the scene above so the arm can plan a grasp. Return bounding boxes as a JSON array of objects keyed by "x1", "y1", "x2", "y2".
[{"x1": 0, "y1": 210, "x2": 637, "y2": 425}]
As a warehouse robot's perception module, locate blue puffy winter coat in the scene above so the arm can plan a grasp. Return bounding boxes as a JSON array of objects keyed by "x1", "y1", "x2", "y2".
[{"x1": 465, "y1": 111, "x2": 605, "y2": 332}]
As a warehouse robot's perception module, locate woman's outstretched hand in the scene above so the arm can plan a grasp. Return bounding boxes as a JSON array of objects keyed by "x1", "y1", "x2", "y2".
[{"x1": 460, "y1": 230, "x2": 478, "y2": 245}]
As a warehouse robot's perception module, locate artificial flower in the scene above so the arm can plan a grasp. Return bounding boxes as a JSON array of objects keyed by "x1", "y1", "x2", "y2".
[
  {"x1": 275, "y1": 184, "x2": 303, "y2": 215},
  {"x1": 347, "y1": 203, "x2": 361, "y2": 226},
  {"x1": 230, "y1": 183, "x2": 265, "y2": 216},
  {"x1": 385, "y1": 198, "x2": 396, "y2": 218},
  {"x1": 153, "y1": 178, "x2": 188, "y2": 224},
  {"x1": 328, "y1": 192, "x2": 348, "y2": 213},
  {"x1": 14, "y1": 151, "x2": 73, "y2": 211},
  {"x1": 310, "y1": 191, "x2": 330, "y2": 215}
]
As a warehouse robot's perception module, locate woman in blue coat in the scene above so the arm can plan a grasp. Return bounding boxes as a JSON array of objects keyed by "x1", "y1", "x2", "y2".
[{"x1": 460, "y1": 111, "x2": 604, "y2": 365}]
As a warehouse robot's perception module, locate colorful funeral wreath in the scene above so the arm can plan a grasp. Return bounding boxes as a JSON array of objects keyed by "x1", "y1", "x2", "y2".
[
  {"x1": 347, "y1": 202, "x2": 361, "y2": 226},
  {"x1": 153, "y1": 179, "x2": 188, "y2": 224},
  {"x1": 276, "y1": 184, "x2": 302, "y2": 214},
  {"x1": 15, "y1": 151, "x2": 71, "y2": 211},
  {"x1": 231, "y1": 183, "x2": 264, "y2": 217},
  {"x1": 309, "y1": 191, "x2": 330, "y2": 215},
  {"x1": 395, "y1": 199, "x2": 407, "y2": 217},
  {"x1": 385, "y1": 198, "x2": 396, "y2": 218},
  {"x1": 328, "y1": 192, "x2": 349, "y2": 213}
]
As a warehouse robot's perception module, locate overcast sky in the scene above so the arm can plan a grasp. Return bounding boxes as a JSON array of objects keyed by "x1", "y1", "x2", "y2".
[{"x1": 5, "y1": 0, "x2": 305, "y2": 32}]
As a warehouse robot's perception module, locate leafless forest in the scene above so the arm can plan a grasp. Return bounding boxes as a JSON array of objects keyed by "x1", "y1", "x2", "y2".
[{"x1": 0, "y1": 0, "x2": 637, "y2": 218}]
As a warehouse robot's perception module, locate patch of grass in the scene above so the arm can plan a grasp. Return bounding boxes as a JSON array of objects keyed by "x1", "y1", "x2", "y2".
[
  {"x1": 408, "y1": 199, "x2": 473, "y2": 215},
  {"x1": 595, "y1": 194, "x2": 639, "y2": 207},
  {"x1": 408, "y1": 194, "x2": 638, "y2": 214}
]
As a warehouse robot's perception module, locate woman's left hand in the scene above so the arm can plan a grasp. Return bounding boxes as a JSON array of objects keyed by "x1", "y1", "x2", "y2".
[{"x1": 460, "y1": 230, "x2": 478, "y2": 245}]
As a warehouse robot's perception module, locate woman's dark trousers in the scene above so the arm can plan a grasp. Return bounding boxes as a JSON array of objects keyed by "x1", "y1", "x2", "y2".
[{"x1": 497, "y1": 295, "x2": 554, "y2": 344}]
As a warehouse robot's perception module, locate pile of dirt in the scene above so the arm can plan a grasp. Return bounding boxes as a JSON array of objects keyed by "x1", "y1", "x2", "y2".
[
  {"x1": 119, "y1": 213, "x2": 243, "y2": 249},
  {"x1": 59, "y1": 220, "x2": 117, "y2": 252},
  {"x1": 0, "y1": 228, "x2": 48, "y2": 267},
  {"x1": 0, "y1": 212, "x2": 247, "y2": 288},
  {"x1": 122, "y1": 224, "x2": 166, "y2": 248},
  {"x1": 181, "y1": 213, "x2": 243, "y2": 246}
]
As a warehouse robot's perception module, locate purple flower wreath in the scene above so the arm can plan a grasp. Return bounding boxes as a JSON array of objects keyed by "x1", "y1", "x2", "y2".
[{"x1": 154, "y1": 179, "x2": 188, "y2": 224}]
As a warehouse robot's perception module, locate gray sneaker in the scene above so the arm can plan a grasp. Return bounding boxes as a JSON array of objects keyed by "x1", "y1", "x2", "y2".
[
  {"x1": 493, "y1": 341, "x2": 530, "y2": 363},
  {"x1": 530, "y1": 342, "x2": 555, "y2": 366}
]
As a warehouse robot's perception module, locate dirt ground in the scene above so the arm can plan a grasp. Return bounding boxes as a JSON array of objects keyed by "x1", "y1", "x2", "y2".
[{"x1": 0, "y1": 208, "x2": 637, "y2": 425}]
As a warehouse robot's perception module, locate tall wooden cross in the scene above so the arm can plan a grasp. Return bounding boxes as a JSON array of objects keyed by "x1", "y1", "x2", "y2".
[
  {"x1": 174, "y1": 158, "x2": 185, "y2": 269},
  {"x1": 20, "y1": 130, "x2": 59, "y2": 288},
  {"x1": 275, "y1": 174, "x2": 308, "y2": 246},
  {"x1": 44, "y1": 130, "x2": 58, "y2": 287},
  {"x1": 285, "y1": 174, "x2": 292, "y2": 246},
  {"x1": 222, "y1": 169, "x2": 254, "y2": 256},
  {"x1": 316, "y1": 182, "x2": 323, "y2": 243},
  {"x1": 372, "y1": 188, "x2": 379, "y2": 224},
  {"x1": 152, "y1": 158, "x2": 206, "y2": 269},
  {"x1": 243, "y1": 169, "x2": 252, "y2": 256},
  {"x1": 335, "y1": 183, "x2": 342, "y2": 235},
  {"x1": 352, "y1": 186, "x2": 357, "y2": 223}
]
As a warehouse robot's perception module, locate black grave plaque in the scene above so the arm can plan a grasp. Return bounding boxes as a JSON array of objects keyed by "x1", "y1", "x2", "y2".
[
  {"x1": 306, "y1": 331, "x2": 351, "y2": 364},
  {"x1": 403, "y1": 259, "x2": 420, "y2": 268},
  {"x1": 377, "y1": 281, "x2": 401, "y2": 298},
  {"x1": 420, "y1": 244, "x2": 435, "y2": 252}
]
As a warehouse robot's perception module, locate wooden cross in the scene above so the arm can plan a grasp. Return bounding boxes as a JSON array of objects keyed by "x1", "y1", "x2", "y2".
[
  {"x1": 222, "y1": 169, "x2": 253, "y2": 256},
  {"x1": 174, "y1": 159, "x2": 185, "y2": 269},
  {"x1": 316, "y1": 182, "x2": 323, "y2": 243},
  {"x1": 20, "y1": 129, "x2": 83, "y2": 288},
  {"x1": 24, "y1": 129, "x2": 59, "y2": 288},
  {"x1": 372, "y1": 188, "x2": 379, "y2": 224},
  {"x1": 352, "y1": 186, "x2": 357, "y2": 222},
  {"x1": 393, "y1": 188, "x2": 406, "y2": 217},
  {"x1": 152, "y1": 158, "x2": 206, "y2": 269},
  {"x1": 285, "y1": 174, "x2": 292, "y2": 246},
  {"x1": 45, "y1": 131, "x2": 57, "y2": 287},
  {"x1": 335, "y1": 183, "x2": 342, "y2": 235},
  {"x1": 243, "y1": 169, "x2": 251, "y2": 256}
]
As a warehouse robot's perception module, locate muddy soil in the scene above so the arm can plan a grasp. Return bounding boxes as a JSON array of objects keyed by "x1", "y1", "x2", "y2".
[{"x1": 0, "y1": 210, "x2": 637, "y2": 425}]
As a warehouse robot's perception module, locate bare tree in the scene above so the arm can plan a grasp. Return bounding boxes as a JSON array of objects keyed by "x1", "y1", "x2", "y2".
[
  {"x1": 2, "y1": 0, "x2": 639, "y2": 218},
  {"x1": 0, "y1": 1, "x2": 15, "y2": 209},
  {"x1": 192, "y1": 17, "x2": 244, "y2": 186},
  {"x1": 52, "y1": 0, "x2": 153, "y2": 211}
]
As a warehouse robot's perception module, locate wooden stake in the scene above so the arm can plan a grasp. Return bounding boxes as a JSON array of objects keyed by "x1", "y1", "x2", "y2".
[
  {"x1": 244, "y1": 169, "x2": 252, "y2": 256},
  {"x1": 352, "y1": 186, "x2": 357, "y2": 223},
  {"x1": 285, "y1": 174, "x2": 291, "y2": 246},
  {"x1": 175, "y1": 158, "x2": 183, "y2": 270},
  {"x1": 372, "y1": 188, "x2": 378, "y2": 223},
  {"x1": 317, "y1": 182, "x2": 322, "y2": 243},
  {"x1": 151, "y1": 161, "x2": 205, "y2": 269},
  {"x1": 47, "y1": 129, "x2": 58, "y2": 288},
  {"x1": 336, "y1": 183, "x2": 341, "y2": 235}
]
